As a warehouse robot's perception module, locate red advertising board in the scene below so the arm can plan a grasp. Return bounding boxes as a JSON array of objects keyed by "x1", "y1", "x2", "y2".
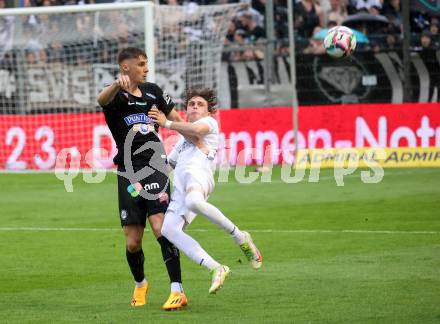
[
  {"x1": 1, "y1": 103, "x2": 439, "y2": 170},
  {"x1": 217, "y1": 103, "x2": 440, "y2": 164}
]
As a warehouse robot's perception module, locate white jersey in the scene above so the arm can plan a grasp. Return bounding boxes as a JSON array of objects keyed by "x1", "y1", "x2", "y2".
[
  {"x1": 167, "y1": 116, "x2": 219, "y2": 224},
  {"x1": 169, "y1": 116, "x2": 219, "y2": 170}
]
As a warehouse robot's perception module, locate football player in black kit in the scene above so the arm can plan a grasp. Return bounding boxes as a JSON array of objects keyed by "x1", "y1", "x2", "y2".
[{"x1": 97, "y1": 47, "x2": 186, "y2": 311}]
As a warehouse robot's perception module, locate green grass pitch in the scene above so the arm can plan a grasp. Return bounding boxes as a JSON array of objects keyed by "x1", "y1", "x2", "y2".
[{"x1": 0, "y1": 167, "x2": 439, "y2": 323}]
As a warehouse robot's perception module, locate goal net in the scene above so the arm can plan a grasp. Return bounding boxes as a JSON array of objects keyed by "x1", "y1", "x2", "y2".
[{"x1": 0, "y1": 2, "x2": 241, "y2": 171}]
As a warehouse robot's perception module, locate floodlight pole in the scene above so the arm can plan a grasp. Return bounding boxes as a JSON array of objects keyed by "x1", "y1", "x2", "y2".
[
  {"x1": 264, "y1": 0, "x2": 275, "y2": 107},
  {"x1": 402, "y1": 0, "x2": 411, "y2": 102},
  {"x1": 144, "y1": 2, "x2": 155, "y2": 83},
  {"x1": 287, "y1": 0, "x2": 299, "y2": 166}
]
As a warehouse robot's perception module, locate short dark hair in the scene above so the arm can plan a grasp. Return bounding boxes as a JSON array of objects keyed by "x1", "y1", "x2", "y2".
[
  {"x1": 117, "y1": 47, "x2": 147, "y2": 64},
  {"x1": 185, "y1": 88, "x2": 217, "y2": 113}
]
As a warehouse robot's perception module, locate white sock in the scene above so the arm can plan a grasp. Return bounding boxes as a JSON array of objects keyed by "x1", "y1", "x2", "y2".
[
  {"x1": 171, "y1": 282, "x2": 183, "y2": 293},
  {"x1": 185, "y1": 191, "x2": 244, "y2": 244},
  {"x1": 200, "y1": 255, "x2": 221, "y2": 270},
  {"x1": 230, "y1": 226, "x2": 246, "y2": 245},
  {"x1": 135, "y1": 279, "x2": 147, "y2": 288},
  {"x1": 161, "y1": 210, "x2": 221, "y2": 271}
]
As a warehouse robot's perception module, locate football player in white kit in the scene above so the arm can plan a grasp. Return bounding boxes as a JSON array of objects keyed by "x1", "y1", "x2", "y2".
[{"x1": 148, "y1": 88, "x2": 262, "y2": 295}]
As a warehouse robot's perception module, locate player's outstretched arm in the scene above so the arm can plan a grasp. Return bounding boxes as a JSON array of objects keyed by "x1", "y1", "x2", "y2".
[
  {"x1": 97, "y1": 75, "x2": 132, "y2": 107},
  {"x1": 148, "y1": 108, "x2": 209, "y2": 139},
  {"x1": 166, "y1": 109, "x2": 184, "y2": 122}
]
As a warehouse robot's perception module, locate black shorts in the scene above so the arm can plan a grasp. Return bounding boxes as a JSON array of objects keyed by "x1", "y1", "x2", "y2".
[{"x1": 117, "y1": 168, "x2": 170, "y2": 227}]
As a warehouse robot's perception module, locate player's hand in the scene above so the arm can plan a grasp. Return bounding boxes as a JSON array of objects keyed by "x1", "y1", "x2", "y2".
[
  {"x1": 148, "y1": 107, "x2": 167, "y2": 126},
  {"x1": 114, "y1": 74, "x2": 131, "y2": 91}
]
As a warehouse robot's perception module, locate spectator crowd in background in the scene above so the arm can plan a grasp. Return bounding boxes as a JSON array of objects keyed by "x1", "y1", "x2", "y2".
[{"x1": 0, "y1": 0, "x2": 439, "y2": 64}]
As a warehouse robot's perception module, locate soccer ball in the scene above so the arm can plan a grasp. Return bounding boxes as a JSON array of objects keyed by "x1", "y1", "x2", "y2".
[{"x1": 323, "y1": 26, "x2": 357, "y2": 58}]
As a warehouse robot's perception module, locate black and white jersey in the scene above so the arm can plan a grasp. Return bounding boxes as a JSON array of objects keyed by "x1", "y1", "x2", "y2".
[{"x1": 100, "y1": 82, "x2": 174, "y2": 169}]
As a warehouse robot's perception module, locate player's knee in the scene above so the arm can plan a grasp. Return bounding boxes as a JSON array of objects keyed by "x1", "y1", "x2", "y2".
[
  {"x1": 150, "y1": 223, "x2": 162, "y2": 238},
  {"x1": 126, "y1": 238, "x2": 142, "y2": 252},
  {"x1": 161, "y1": 221, "x2": 176, "y2": 239},
  {"x1": 160, "y1": 222, "x2": 170, "y2": 238},
  {"x1": 185, "y1": 193, "x2": 203, "y2": 214}
]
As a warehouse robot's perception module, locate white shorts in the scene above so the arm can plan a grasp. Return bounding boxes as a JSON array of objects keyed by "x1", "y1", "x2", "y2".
[{"x1": 166, "y1": 164, "x2": 214, "y2": 226}]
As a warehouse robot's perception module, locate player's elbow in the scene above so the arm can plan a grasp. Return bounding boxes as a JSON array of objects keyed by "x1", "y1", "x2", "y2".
[
  {"x1": 97, "y1": 97, "x2": 105, "y2": 107},
  {"x1": 97, "y1": 95, "x2": 109, "y2": 107}
]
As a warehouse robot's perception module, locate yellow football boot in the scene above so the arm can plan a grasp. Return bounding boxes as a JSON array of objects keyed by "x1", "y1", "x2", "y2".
[
  {"x1": 130, "y1": 282, "x2": 149, "y2": 307},
  {"x1": 162, "y1": 292, "x2": 188, "y2": 311}
]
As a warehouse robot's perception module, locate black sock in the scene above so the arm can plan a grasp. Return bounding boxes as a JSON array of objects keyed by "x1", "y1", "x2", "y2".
[
  {"x1": 157, "y1": 236, "x2": 182, "y2": 283},
  {"x1": 126, "y1": 248, "x2": 145, "y2": 283}
]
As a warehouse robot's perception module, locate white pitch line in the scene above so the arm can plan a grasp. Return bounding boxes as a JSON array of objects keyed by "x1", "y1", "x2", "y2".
[
  {"x1": 0, "y1": 227, "x2": 118, "y2": 232},
  {"x1": 0, "y1": 227, "x2": 438, "y2": 235}
]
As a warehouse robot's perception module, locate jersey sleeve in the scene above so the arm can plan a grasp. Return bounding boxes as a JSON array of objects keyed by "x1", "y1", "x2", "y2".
[
  {"x1": 100, "y1": 88, "x2": 125, "y2": 111},
  {"x1": 152, "y1": 84, "x2": 175, "y2": 116},
  {"x1": 198, "y1": 116, "x2": 219, "y2": 134}
]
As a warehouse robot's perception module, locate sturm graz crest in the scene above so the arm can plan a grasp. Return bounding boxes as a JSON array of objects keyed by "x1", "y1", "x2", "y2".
[{"x1": 313, "y1": 55, "x2": 372, "y2": 103}]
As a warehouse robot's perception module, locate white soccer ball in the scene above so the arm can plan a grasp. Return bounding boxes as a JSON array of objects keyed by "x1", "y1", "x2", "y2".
[{"x1": 323, "y1": 26, "x2": 357, "y2": 58}]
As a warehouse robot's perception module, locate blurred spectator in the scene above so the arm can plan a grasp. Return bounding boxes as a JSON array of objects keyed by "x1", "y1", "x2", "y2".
[
  {"x1": 237, "y1": 2, "x2": 265, "y2": 28},
  {"x1": 303, "y1": 26, "x2": 326, "y2": 55},
  {"x1": 326, "y1": 0, "x2": 347, "y2": 27},
  {"x1": 231, "y1": 28, "x2": 247, "y2": 60},
  {"x1": 225, "y1": 20, "x2": 238, "y2": 46},
  {"x1": 224, "y1": 21, "x2": 237, "y2": 60},
  {"x1": 251, "y1": 0, "x2": 265, "y2": 17},
  {"x1": 369, "y1": 39, "x2": 380, "y2": 53},
  {"x1": 411, "y1": 11, "x2": 430, "y2": 33},
  {"x1": 429, "y1": 18, "x2": 439, "y2": 50},
  {"x1": 379, "y1": 0, "x2": 402, "y2": 48},
  {"x1": 294, "y1": 0, "x2": 323, "y2": 39},
  {"x1": 274, "y1": 3, "x2": 288, "y2": 55},
  {"x1": 3, "y1": 0, "x2": 437, "y2": 63},
  {"x1": 76, "y1": 13, "x2": 92, "y2": 34},
  {"x1": 385, "y1": 33, "x2": 398, "y2": 50},
  {"x1": 327, "y1": 19, "x2": 338, "y2": 28},
  {"x1": 46, "y1": 21, "x2": 65, "y2": 63},
  {"x1": 430, "y1": 18, "x2": 439, "y2": 37},
  {"x1": 238, "y1": 12, "x2": 265, "y2": 43},
  {"x1": 350, "y1": 0, "x2": 381, "y2": 15},
  {"x1": 239, "y1": 29, "x2": 263, "y2": 60},
  {"x1": 274, "y1": 2, "x2": 288, "y2": 37},
  {"x1": 0, "y1": 0, "x2": 15, "y2": 61},
  {"x1": 25, "y1": 40, "x2": 47, "y2": 64},
  {"x1": 420, "y1": 30, "x2": 434, "y2": 50},
  {"x1": 381, "y1": 0, "x2": 401, "y2": 27}
]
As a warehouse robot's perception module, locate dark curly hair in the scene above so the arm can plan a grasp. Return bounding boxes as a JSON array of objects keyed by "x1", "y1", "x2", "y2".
[{"x1": 184, "y1": 88, "x2": 217, "y2": 113}]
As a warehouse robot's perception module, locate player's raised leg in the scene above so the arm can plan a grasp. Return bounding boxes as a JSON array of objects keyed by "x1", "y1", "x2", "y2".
[{"x1": 185, "y1": 188, "x2": 263, "y2": 269}]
